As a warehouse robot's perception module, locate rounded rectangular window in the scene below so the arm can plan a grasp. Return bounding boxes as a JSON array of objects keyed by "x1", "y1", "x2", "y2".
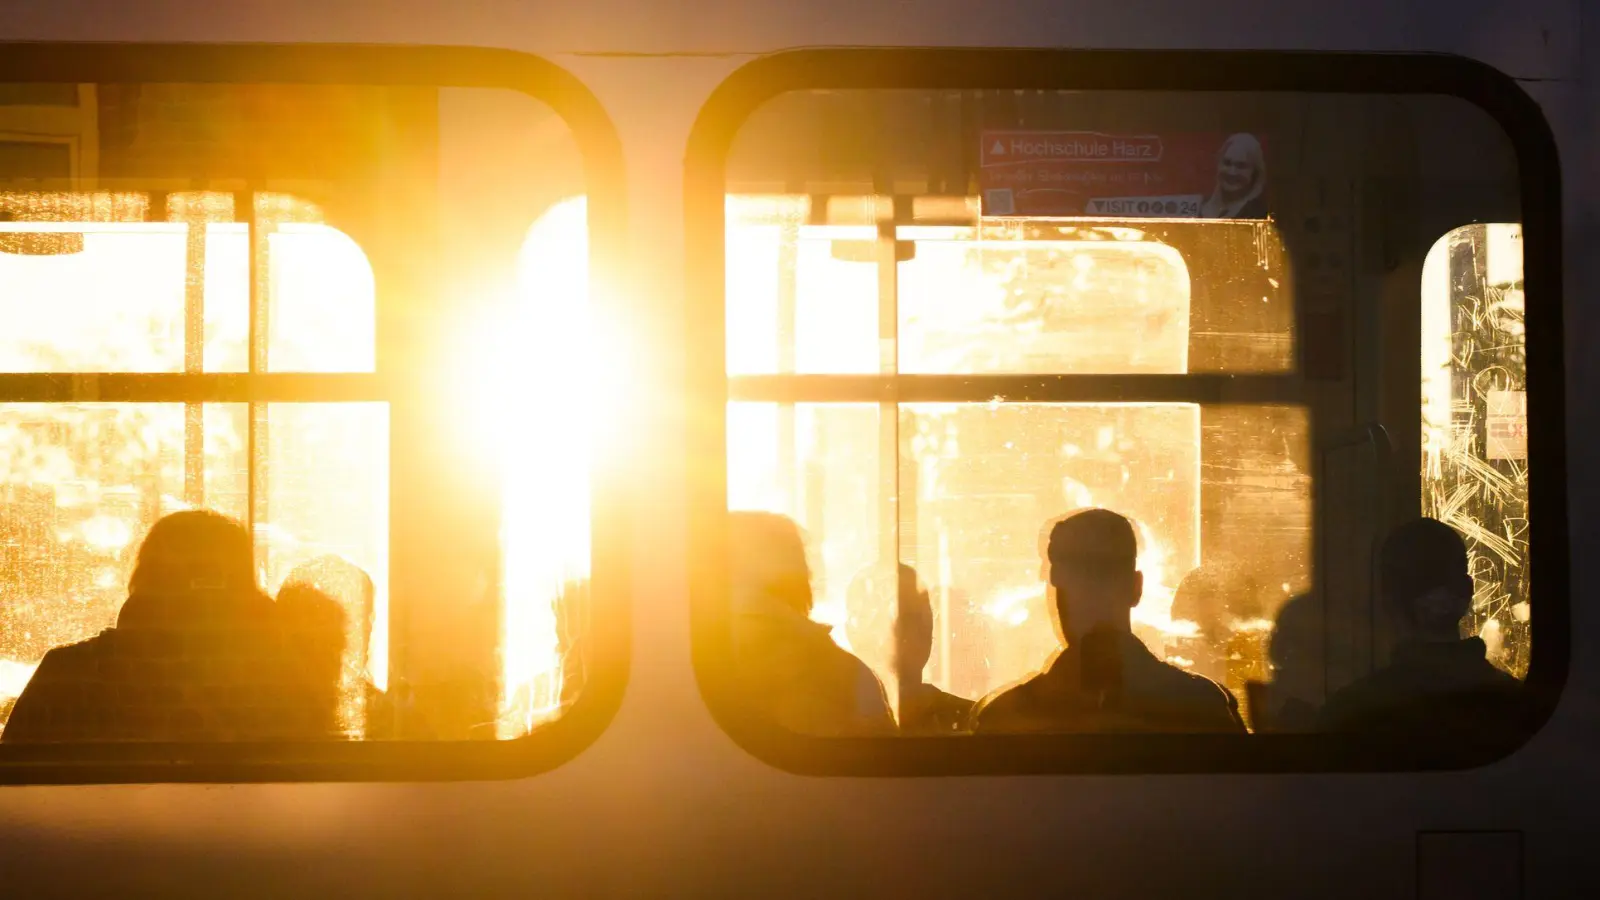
[
  {"x1": 0, "y1": 51, "x2": 623, "y2": 782},
  {"x1": 690, "y1": 53, "x2": 1563, "y2": 772}
]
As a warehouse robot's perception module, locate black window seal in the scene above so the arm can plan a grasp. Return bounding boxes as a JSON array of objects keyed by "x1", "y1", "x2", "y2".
[
  {"x1": 0, "y1": 42, "x2": 629, "y2": 784},
  {"x1": 684, "y1": 48, "x2": 1566, "y2": 776}
]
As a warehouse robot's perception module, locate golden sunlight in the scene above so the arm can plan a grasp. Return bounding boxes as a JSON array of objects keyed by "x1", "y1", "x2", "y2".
[
  {"x1": 723, "y1": 194, "x2": 1203, "y2": 699},
  {"x1": 485, "y1": 196, "x2": 601, "y2": 738}
]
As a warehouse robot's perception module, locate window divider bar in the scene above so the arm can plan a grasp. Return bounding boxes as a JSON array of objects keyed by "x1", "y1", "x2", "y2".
[
  {"x1": 239, "y1": 190, "x2": 266, "y2": 559},
  {"x1": 0, "y1": 373, "x2": 388, "y2": 403},
  {"x1": 727, "y1": 373, "x2": 1302, "y2": 404},
  {"x1": 171, "y1": 189, "x2": 207, "y2": 510}
]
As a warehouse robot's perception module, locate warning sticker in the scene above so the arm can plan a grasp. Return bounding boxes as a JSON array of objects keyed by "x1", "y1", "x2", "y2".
[{"x1": 1486, "y1": 390, "x2": 1527, "y2": 460}]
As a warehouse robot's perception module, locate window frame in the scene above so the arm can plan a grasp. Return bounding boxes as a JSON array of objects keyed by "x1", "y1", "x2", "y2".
[
  {"x1": 0, "y1": 43, "x2": 629, "y2": 784},
  {"x1": 685, "y1": 49, "x2": 1566, "y2": 775}
]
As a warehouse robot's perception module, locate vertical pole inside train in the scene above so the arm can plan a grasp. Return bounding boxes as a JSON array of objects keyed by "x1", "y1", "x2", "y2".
[
  {"x1": 171, "y1": 190, "x2": 208, "y2": 511},
  {"x1": 874, "y1": 185, "x2": 902, "y2": 718},
  {"x1": 239, "y1": 189, "x2": 268, "y2": 575}
]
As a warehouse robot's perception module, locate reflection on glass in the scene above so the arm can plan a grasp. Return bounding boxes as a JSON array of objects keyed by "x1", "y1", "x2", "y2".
[{"x1": 899, "y1": 229, "x2": 1190, "y2": 375}]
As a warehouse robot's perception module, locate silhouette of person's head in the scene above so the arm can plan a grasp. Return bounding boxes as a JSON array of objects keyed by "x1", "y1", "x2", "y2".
[
  {"x1": 282, "y1": 555, "x2": 375, "y2": 672},
  {"x1": 1172, "y1": 565, "x2": 1265, "y2": 639},
  {"x1": 1379, "y1": 518, "x2": 1473, "y2": 641},
  {"x1": 120, "y1": 509, "x2": 263, "y2": 628},
  {"x1": 1171, "y1": 566, "x2": 1227, "y2": 638},
  {"x1": 728, "y1": 512, "x2": 814, "y2": 615},
  {"x1": 276, "y1": 578, "x2": 350, "y2": 731},
  {"x1": 1266, "y1": 591, "x2": 1322, "y2": 705},
  {"x1": 1044, "y1": 508, "x2": 1143, "y2": 644},
  {"x1": 1215, "y1": 133, "x2": 1265, "y2": 202}
]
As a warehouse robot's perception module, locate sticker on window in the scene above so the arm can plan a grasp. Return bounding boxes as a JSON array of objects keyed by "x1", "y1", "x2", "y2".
[{"x1": 1486, "y1": 390, "x2": 1527, "y2": 460}]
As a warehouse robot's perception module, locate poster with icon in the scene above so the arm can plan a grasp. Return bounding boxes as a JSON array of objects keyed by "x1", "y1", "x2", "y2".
[{"x1": 978, "y1": 131, "x2": 1270, "y2": 219}]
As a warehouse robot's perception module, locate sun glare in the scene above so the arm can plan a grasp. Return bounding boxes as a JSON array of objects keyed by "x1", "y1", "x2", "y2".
[{"x1": 480, "y1": 196, "x2": 608, "y2": 738}]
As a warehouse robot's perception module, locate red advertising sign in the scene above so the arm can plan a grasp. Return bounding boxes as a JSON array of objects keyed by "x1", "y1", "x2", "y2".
[{"x1": 978, "y1": 131, "x2": 1270, "y2": 219}]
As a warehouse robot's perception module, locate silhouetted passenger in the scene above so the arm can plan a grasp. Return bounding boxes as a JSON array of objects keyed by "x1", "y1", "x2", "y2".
[
  {"x1": 728, "y1": 512, "x2": 894, "y2": 736},
  {"x1": 1169, "y1": 566, "x2": 1232, "y2": 683},
  {"x1": 1317, "y1": 518, "x2": 1522, "y2": 736},
  {"x1": 280, "y1": 555, "x2": 392, "y2": 739},
  {"x1": 2, "y1": 510, "x2": 324, "y2": 743},
  {"x1": 276, "y1": 579, "x2": 349, "y2": 737},
  {"x1": 1244, "y1": 593, "x2": 1323, "y2": 732},
  {"x1": 891, "y1": 565, "x2": 975, "y2": 734},
  {"x1": 972, "y1": 509, "x2": 1245, "y2": 734}
]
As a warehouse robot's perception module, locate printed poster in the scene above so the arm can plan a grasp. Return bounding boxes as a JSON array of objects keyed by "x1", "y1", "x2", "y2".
[{"x1": 979, "y1": 131, "x2": 1271, "y2": 219}]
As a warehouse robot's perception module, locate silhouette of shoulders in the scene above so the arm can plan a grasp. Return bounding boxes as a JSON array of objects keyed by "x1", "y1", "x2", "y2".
[
  {"x1": 973, "y1": 631, "x2": 1244, "y2": 734},
  {"x1": 1318, "y1": 637, "x2": 1522, "y2": 734}
]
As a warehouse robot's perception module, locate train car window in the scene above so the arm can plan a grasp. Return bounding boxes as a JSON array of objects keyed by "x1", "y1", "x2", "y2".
[
  {"x1": 1421, "y1": 224, "x2": 1529, "y2": 679},
  {"x1": 687, "y1": 52, "x2": 1564, "y2": 774},
  {"x1": 0, "y1": 47, "x2": 626, "y2": 782}
]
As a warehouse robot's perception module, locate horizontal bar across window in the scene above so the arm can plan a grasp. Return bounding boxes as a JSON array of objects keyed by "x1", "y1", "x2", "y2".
[
  {"x1": 0, "y1": 372, "x2": 385, "y2": 403},
  {"x1": 727, "y1": 374, "x2": 1302, "y2": 404}
]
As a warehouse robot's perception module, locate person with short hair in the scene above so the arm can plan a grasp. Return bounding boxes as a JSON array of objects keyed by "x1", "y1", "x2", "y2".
[
  {"x1": 728, "y1": 512, "x2": 895, "y2": 736},
  {"x1": 1316, "y1": 518, "x2": 1522, "y2": 735},
  {"x1": 971, "y1": 508, "x2": 1245, "y2": 734},
  {"x1": 3, "y1": 510, "x2": 322, "y2": 743}
]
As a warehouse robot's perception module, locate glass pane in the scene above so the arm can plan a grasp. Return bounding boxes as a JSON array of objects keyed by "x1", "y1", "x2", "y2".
[
  {"x1": 1421, "y1": 224, "x2": 1528, "y2": 678},
  {"x1": 719, "y1": 87, "x2": 1538, "y2": 747},
  {"x1": 259, "y1": 403, "x2": 389, "y2": 738},
  {"x1": 898, "y1": 227, "x2": 1192, "y2": 374},
  {"x1": 0, "y1": 191, "x2": 373, "y2": 374},
  {"x1": 0, "y1": 402, "x2": 246, "y2": 735},
  {"x1": 727, "y1": 400, "x2": 1311, "y2": 730},
  {"x1": 726, "y1": 197, "x2": 882, "y2": 375},
  {"x1": 0, "y1": 82, "x2": 597, "y2": 747}
]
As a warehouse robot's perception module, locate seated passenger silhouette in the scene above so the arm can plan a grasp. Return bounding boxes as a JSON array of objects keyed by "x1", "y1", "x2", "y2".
[
  {"x1": 276, "y1": 577, "x2": 349, "y2": 737},
  {"x1": 971, "y1": 509, "x2": 1245, "y2": 734},
  {"x1": 1316, "y1": 518, "x2": 1522, "y2": 736},
  {"x1": 891, "y1": 565, "x2": 975, "y2": 734},
  {"x1": 728, "y1": 512, "x2": 895, "y2": 736},
  {"x1": 2, "y1": 510, "x2": 326, "y2": 743},
  {"x1": 279, "y1": 555, "x2": 392, "y2": 739},
  {"x1": 1169, "y1": 566, "x2": 1232, "y2": 683},
  {"x1": 1245, "y1": 592, "x2": 1323, "y2": 732}
]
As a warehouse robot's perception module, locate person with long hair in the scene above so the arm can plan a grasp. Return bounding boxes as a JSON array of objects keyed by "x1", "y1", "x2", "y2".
[{"x1": 1200, "y1": 133, "x2": 1269, "y2": 219}]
